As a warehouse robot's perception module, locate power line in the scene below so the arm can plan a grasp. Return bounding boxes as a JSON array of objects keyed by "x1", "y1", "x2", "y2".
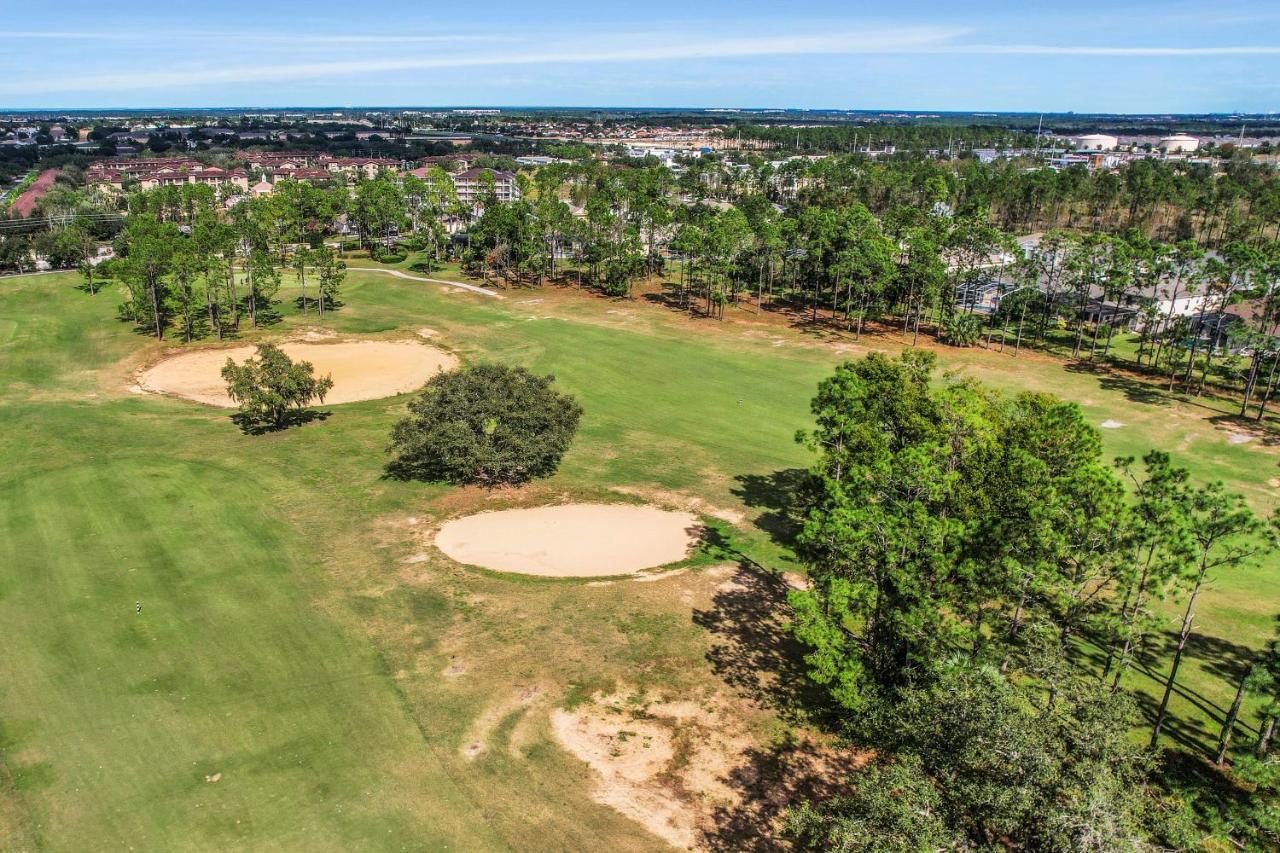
[{"x1": 0, "y1": 212, "x2": 125, "y2": 233}]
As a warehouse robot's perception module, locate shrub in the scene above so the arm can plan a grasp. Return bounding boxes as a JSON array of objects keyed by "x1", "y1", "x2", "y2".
[
  {"x1": 370, "y1": 245, "x2": 406, "y2": 264},
  {"x1": 943, "y1": 312, "x2": 982, "y2": 347},
  {"x1": 387, "y1": 363, "x2": 582, "y2": 485}
]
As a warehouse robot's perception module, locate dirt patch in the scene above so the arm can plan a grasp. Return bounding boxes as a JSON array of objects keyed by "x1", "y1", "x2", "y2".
[
  {"x1": 552, "y1": 690, "x2": 860, "y2": 849},
  {"x1": 442, "y1": 657, "x2": 467, "y2": 677},
  {"x1": 434, "y1": 503, "x2": 700, "y2": 577},
  {"x1": 551, "y1": 696, "x2": 706, "y2": 848},
  {"x1": 138, "y1": 340, "x2": 457, "y2": 407},
  {"x1": 1227, "y1": 433, "x2": 1254, "y2": 445},
  {"x1": 610, "y1": 486, "x2": 745, "y2": 526},
  {"x1": 1100, "y1": 419, "x2": 1125, "y2": 429},
  {"x1": 782, "y1": 572, "x2": 810, "y2": 591},
  {"x1": 631, "y1": 569, "x2": 687, "y2": 583}
]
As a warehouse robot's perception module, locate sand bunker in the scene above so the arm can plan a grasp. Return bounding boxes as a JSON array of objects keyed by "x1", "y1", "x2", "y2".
[
  {"x1": 434, "y1": 503, "x2": 699, "y2": 577},
  {"x1": 139, "y1": 340, "x2": 457, "y2": 407}
]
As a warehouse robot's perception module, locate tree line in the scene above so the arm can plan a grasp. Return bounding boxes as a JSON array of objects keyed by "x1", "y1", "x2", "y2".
[
  {"x1": 18, "y1": 147, "x2": 1277, "y2": 418},
  {"x1": 450, "y1": 158, "x2": 1280, "y2": 420},
  {"x1": 100, "y1": 184, "x2": 346, "y2": 341}
]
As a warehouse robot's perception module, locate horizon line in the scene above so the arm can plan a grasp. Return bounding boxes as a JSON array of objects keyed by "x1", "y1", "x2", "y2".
[{"x1": 2, "y1": 105, "x2": 1278, "y2": 118}]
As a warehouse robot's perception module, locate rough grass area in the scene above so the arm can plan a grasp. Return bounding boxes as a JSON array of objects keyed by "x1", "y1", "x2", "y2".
[{"x1": 0, "y1": 263, "x2": 1276, "y2": 850}]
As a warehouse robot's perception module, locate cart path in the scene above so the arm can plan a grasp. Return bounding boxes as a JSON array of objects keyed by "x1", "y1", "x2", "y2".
[{"x1": 349, "y1": 267, "x2": 503, "y2": 299}]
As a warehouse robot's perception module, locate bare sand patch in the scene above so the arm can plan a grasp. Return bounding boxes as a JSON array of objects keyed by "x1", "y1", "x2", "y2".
[
  {"x1": 1228, "y1": 432, "x2": 1254, "y2": 445},
  {"x1": 139, "y1": 340, "x2": 457, "y2": 407},
  {"x1": 610, "y1": 486, "x2": 745, "y2": 526},
  {"x1": 434, "y1": 504, "x2": 700, "y2": 577},
  {"x1": 552, "y1": 690, "x2": 861, "y2": 850},
  {"x1": 552, "y1": 704, "x2": 692, "y2": 847},
  {"x1": 631, "y1": 569, "x2": 686, "y2": 583}
]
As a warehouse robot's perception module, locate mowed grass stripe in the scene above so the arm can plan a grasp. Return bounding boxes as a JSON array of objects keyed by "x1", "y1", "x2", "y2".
[{"x1": 0, "y1": 455, "x2": 502, "y2": 851}]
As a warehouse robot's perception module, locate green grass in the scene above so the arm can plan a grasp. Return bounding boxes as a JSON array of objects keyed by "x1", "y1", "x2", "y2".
[{"x1": 0, "y1": 265, "x2": 1276, "y2": 849}]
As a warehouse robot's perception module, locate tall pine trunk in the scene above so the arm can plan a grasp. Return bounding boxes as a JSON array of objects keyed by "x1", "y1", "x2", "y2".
[
  {"x1": 148, "y1": 275, "x2": 163, "y2": 340},
  {"x1": 1151, "y1": 564, "x2": 1208, "y2": 748},
  {"x1": 1215, "y1": 666, "x2": 1252, "y2": 765},
  {"x1": 1257, "y1": 716, "x2": 1276, "y2": 757}
]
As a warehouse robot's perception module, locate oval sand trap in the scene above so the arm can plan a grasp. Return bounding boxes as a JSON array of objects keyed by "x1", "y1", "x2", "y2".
[
  {"x1": 435, "y1": 504, "x2": 700, "y2": 577},
  {"x1": 140, "y1": 341, "x2": 457, "y2": 407}
]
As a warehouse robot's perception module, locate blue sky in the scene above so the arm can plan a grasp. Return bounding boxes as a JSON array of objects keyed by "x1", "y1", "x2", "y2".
[{"x1": 3, "y1": 0, "x2": 1279, "y2": 112}]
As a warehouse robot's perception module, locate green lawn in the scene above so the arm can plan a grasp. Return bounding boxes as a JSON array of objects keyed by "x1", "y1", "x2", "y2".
[{"x1": 0, "y1": 265, "x2": 1276, "y2": 849}]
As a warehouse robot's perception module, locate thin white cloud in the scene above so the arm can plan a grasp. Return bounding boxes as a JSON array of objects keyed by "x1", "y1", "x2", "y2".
[
  {"x1": 3, "y1": 26, "x2": 1277, "y2": 97},
  {"x1": 1, "y1": 31, "x2": 121, "y2": 39},
  {"x1": 948, "y1": 44, "x2": 1280, "y2": 56},
  {"x1": 1, "y1": 30, "x2": 512, "y2": 44},
  {"x1": 0, "y1": 28, "x2": 965, "y2": 95}
]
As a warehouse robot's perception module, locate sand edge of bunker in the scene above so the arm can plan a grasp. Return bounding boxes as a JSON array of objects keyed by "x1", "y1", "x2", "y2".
[
  {"x1": 432, "y1": 501, "x2": 705, "y2": 579},
  {"x1": 133, "y1": 333, "x2": 458, "y2": 408}
]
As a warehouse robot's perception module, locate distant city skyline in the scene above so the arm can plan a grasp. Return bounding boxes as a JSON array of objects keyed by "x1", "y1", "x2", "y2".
[{"x1": 3, "y1": 0, "x2": 1279, "y2": 112}]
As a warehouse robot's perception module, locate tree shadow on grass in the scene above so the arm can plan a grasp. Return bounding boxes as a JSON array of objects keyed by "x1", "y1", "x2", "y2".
[
  {"x1": 1119, "y1": 629, "x2": 1267, "y2": 757},
  {"x1": 230, "y1": 408, "x2": 330, "y2": 435},
  {"x1": 1207, "y1": 413, "x2": 1280, "y2": 446},
  {"x1": 730, "y1": 469, "x2": 812, "y2": 550},
  {"x1": 640, "y1": 282, "x2": 718, "y2": 317},
  {"x1": 290, "y1": 296, "x2": 346, "y2": 313},
  {"x1": 700, "y1": 737, "x2": 865, "y2": 852},
  {"x1": 1079, "y1": 629, "x2": 1259, "y2": 716},
  {"x1": 74, "y1": 277, "x2": 113, "y2": 296},
  {"x1": 1132, "y1": 689, "x2": 1222, "y2": 756},
  {"x1": 1072, "y1": 622, "x2": 1264, "y2": 760},
  {"x1": 1063, "y1": 360, "x2": 1173, "y2": 407},
  {"x1": 692, "y1": 560, "x2": 837, "y2": 729},
  {"x1": 380, "y1": 457, "x2": 458, "y2": 483},
  {"x1": 1152, "y1": 749, "x2": 1260, "y2": 844},
  {"x1": 252, "y1": 302, "x2": 286, "y2": 327}
]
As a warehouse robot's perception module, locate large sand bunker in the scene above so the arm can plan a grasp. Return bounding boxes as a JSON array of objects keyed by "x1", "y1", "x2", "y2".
[
  {"x1": 139, "y1": 341, "x2": 457, "y2": 407},
  {"x1": 434, "y1": 504, "x2": 700, "y2": 577}
]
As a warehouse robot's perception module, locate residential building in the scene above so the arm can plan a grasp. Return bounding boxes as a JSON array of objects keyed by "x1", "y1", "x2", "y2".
[{"x1": 453, "y1": 168, "x2": 520, "y2": 204}]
